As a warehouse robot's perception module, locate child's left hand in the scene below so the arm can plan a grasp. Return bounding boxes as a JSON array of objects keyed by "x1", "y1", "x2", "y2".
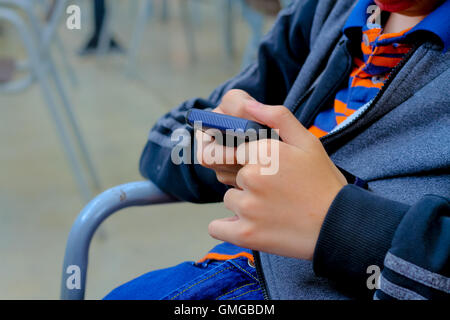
[{"x1": 207, "y1": 100, "x2": 347, "y2": 260}]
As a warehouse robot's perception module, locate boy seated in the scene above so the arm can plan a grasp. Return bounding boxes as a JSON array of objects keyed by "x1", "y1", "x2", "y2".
[{"x1": 106, "y1": 0, "x2": 449, "y2": 300}]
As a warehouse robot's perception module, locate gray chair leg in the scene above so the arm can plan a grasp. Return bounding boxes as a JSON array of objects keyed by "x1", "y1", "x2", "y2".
[
  {"x1": 161, "y1": 0, "x2": 169, "y2": 21},
  {"x1": 126, "y1": 0, "x2": 153, "y2": 76},
  {"x1": 222, "y1": 0, "x2": 235, "y2": 60},
  {"x1": 60, "y1": 181, "x2": 177, "y2": 300},
  {"x1": 21, "y1": 0, "x2": 102, "y2": 192},
  {"x1": 41, "y1": 0, "x2": 79, "y2": 87},
  {"x1": 54, "y1": 33, "x2": 79, "y2": 87},
  {"x1": 180, "y1": 0, "x2": 197, "y2": 64},
  {"x1": 45, "y1": 52, "x2": 102, "y2": 192},
  {"x1": 0, "y1": 0, "x2": 100, "y2": 197},
  {"x1": 126, "y1": 0, "x2": 198, "y2": 74},
  {"x1": 240, "y1": 0, "x2": 264, "y2": 69}
]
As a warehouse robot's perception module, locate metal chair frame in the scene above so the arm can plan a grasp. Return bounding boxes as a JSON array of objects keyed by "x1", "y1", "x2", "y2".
[
  {"x1": 0, "y1": 2, "x2": 100, "y2": 201},
  {"x1": 0, "y1": 0, "x2": 78, "y2": 89},
  {"x1": 60, "y1": 181, "x2": 177, "y2": 300}
]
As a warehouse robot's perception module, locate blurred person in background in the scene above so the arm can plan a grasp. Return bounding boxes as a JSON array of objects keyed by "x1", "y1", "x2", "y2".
[{"x1": 79, "y1": 0, "x2": 124, "y2": 55}]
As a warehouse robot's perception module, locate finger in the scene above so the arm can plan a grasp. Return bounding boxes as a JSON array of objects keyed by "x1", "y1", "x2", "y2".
[
  {"x1": 235, "y1": 164, "x2": 261, "y2": 190},
  {"x1": 244, "y1": 101, "x2": 314, "y2": 149},
  {"x1": 208, "y1": 215, "x2": 241, "y2": 243},
  {"x1": 195, "y1": 130, "x2": 212, "y2": 166},
  {"x1": 235, "y1": 138, "x2": 284, "y2": 170},
  {"x1": 195, "y1": 129, "x2": 213, "y2": 151},
  {"x1": 200, "y1": 135, "x2": 241, "y2": 167},
  {"x1": 209, "y1": 188, "x2": 245, "y2": 242},
  {"x1": 223, "y1": 187, "x2": 245, "y2": 213},
  {"x1": 216, "y1": 170, "x2": 239, "y2": 188},
  {"x1": 218, "y1": 89, "x2": 259, "y2": 121}
]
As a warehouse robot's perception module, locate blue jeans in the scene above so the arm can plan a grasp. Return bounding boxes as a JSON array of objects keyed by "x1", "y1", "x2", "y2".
[{"x1": 104, "y1": 243, "x2": 264, "y2": 300}]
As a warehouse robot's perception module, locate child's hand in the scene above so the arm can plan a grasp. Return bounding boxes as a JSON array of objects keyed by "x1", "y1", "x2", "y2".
[
  {"x1": 195, "y1": 89, "x2": 259, "y2": 187},
  {"x1": 205, "y1": 97, "x2": 348, "y2": 260}
]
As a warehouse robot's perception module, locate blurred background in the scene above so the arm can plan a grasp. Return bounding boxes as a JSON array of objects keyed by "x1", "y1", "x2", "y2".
[{"x1": 0, "y1": 0, "x2": 286, "y2": 299}]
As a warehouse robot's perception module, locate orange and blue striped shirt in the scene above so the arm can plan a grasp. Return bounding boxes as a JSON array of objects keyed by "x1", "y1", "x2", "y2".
[
  {"x1": 308, "y1": 23, "x2": 413, "y2": 138},
  {"x1": 309, "y1": 0, "x2": 450, "y2": 138}
]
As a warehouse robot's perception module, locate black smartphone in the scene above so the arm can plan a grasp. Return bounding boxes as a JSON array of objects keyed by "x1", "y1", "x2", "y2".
[{"x1": 186, "y1": 109, "x2": 280, "y2": 146}]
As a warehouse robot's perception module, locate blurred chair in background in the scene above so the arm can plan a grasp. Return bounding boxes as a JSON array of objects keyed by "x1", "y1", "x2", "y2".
[
  {"x1": 125, "y1": 0, "x2": 152, "y2": 75},
  {"x1": 239, "y1": 0, "x2": 267, "y2": 69},
  {"x1": 0, "y1": 1, "x2": 100, "y2": 201},
  {"x1": 1, "y1": 0, "x2": 78, "y2": 86},
  {"x1": 239, "y1": 0, "x2": 293, "y2": 68},
  {"x1": 42, "y1": 0, "x2": 79, "y2": 87},
  {"x1": 126, "y1": 0, "x2": 287, "y2": 75},
  {"x1": 126, "y1": 0, "x2": 197, "y2": 75}
]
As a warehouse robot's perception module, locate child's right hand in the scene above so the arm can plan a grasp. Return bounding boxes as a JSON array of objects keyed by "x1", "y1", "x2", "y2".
[{"x1": 195, "y1": 89, "x2": 258, "y2": 188}]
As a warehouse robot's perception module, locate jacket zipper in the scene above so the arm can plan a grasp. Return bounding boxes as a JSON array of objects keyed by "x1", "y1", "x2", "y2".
[
  {"x1": 252, "y1": 250, "x2": 270, "y2": 300},
  {"x1": 320, "y1": 42, "x2": 420, "y2": 146}
]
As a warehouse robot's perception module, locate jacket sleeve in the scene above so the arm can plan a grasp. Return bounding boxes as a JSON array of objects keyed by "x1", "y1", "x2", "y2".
[
  {"x1": 313, "y1": 185, "x2": 450, "y2": 300},
  {"x1": 139, "y1": 0, "x2": 318, "y2": 203}
]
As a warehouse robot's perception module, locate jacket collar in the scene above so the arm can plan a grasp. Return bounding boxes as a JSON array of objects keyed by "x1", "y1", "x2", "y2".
[{"x1": 343, "y1": 0, "x2": 450, "y2": 52}]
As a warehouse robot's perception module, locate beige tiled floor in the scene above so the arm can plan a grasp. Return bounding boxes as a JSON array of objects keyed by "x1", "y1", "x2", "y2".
[{"x1": 0, "y1": 1, "x2": 273, "y2": 299}]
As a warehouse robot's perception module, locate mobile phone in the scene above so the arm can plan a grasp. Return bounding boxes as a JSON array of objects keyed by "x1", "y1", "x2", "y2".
[{"x1": 186, "y1": 109, "x2": 280, "y2": 146}]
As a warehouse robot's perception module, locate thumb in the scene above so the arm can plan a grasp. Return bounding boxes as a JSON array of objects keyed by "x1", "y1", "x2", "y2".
[
  {"x1": 245, "y1": 100, "x2": 312, "y2": 148},
  {"x1": 208, "y1": 216, "x2": 241, "y2": 244}
]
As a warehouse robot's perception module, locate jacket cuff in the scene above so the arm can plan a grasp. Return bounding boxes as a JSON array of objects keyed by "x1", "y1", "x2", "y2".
[{"x1": 313, "y1": 185, "x2": 410, "y2": 296}]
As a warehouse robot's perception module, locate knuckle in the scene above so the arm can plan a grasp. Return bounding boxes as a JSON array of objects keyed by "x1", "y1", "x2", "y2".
[
  {"x1": 238, "y1": 197, "x2": 255, "y2": 215},
  {"x1": 274, "y1": 105, "x2": 290, "y2": 119},
  {"x1": 223, "y1": 189, "x2": 234, "y2": 208},
  {"x1": 222, "y1": 90, "x2": 238, "y2": 104},
  {"x1": 240, "y1": 166, "x2": 262, "y2": 188},
  {"x1": 224, "y1": 89, "x2": 247, "y2": 100},
  {"x1": 239, "y1": 166, "x2": 256, "y2": 182},
  {"x1": 237, "y1": 224, "x2": 255, "y2": 244},
  {"x1": 221, "y1": 90, "x2": 251, "y2": 115}
]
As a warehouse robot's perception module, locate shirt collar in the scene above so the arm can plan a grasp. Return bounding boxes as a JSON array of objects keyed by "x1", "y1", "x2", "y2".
[{"x1": 343, "y1": 0, "x2": 450, "y2": 51}]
